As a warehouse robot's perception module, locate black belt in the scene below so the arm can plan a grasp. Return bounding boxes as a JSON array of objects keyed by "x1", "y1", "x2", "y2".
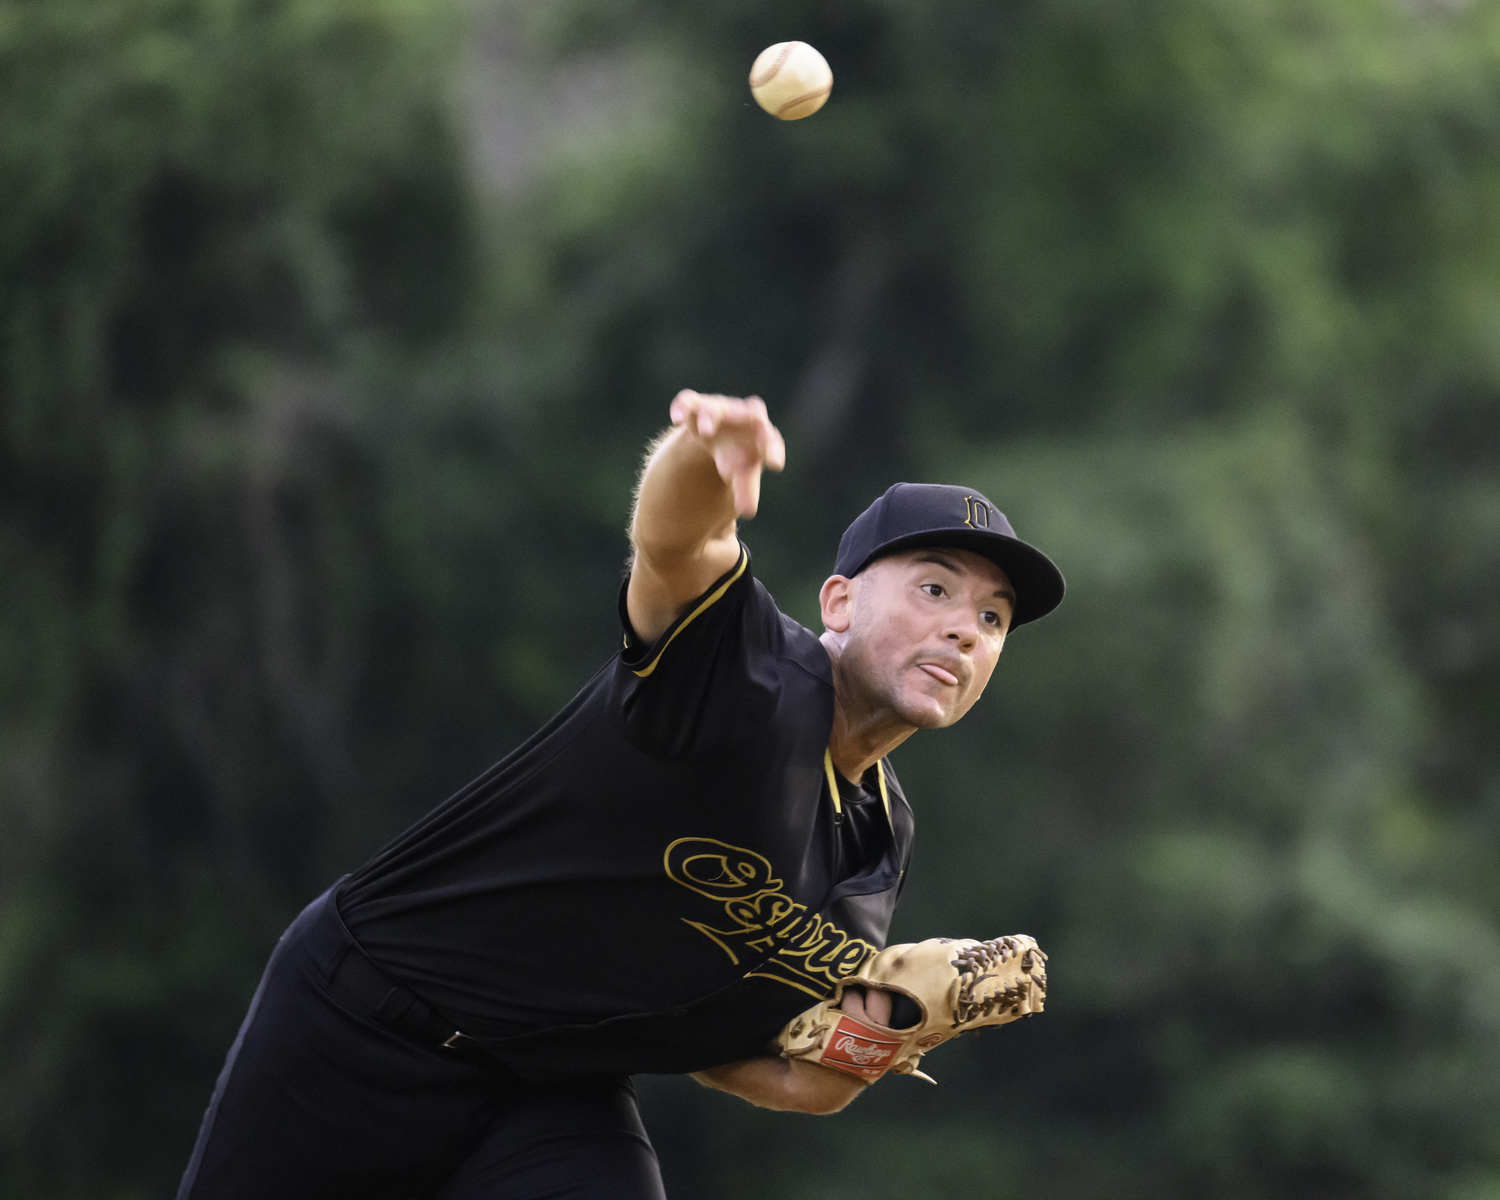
[{"x1": 301, "y1": 887, "x2": 515, "y2": 1075}]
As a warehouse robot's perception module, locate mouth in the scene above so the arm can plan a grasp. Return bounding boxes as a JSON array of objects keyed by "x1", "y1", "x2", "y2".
[{"x1": 917, "y1": 662, "x2": 960, "y2": 687}]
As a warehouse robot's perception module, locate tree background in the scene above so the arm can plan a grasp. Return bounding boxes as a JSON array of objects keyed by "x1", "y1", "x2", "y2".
[{"x1": 2, "y1": 0, "x2": 1499, "y2": 1196}]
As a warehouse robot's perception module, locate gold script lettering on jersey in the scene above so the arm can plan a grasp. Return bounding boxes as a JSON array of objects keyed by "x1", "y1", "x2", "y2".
[{"x1": 664, "y1": 837, "x2": 875, "y2": 998}]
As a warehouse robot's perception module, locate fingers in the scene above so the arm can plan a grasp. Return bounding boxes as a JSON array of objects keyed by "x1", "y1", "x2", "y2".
[
  {"x1": 670, "y1": 392, "x2": 781, "y2": 440},
  {"x1": 668, "y1": 389, "x2": 697, "y2": 428},
  {"x1": 671, "y1": 389, "x2": 719, "y2": 434},
  {"x1": 837, "y1": 986, "x2": 895, "y2": 1027},
  {"x1": 731, "y1": 463, "x2": 762, "y2": 517},
  {"x1": 765, "y1": 425, "x2": 786, "y2": 473},
  {"x1": 862, "y1": 987, "x2": 894, "y2": 1027},
  {"x1": 668, "y1": 391, "x2": 787, "y2": 498}
]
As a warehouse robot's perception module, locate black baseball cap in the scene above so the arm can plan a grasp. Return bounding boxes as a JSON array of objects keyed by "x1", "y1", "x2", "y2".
[{"x1": 834, "y1": 483, "x2": 1065, "y2": 628}]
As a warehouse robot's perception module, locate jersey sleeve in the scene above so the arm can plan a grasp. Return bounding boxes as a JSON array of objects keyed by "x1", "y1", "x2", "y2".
[{"x1": 613, "y1": 545, "x2": 784, "y2": 759}]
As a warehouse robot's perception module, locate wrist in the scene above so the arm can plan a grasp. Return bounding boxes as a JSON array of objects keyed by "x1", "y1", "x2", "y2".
[{"x1": 631, "y1": 427, "x2": 738, "y2": 554}]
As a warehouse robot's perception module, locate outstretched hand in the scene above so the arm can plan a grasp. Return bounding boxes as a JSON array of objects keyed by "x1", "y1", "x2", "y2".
[
  {"x1": 669, "y1": 390, "x2": 787, "y2": 518},
  {"x1": 628, "y1": 389, "x2": 787, "y2": 642}
]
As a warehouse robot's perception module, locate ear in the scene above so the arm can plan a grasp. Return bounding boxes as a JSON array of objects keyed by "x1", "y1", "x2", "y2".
[{"x1": 819, "y1": 575, "x2": 854, "y2": 634}]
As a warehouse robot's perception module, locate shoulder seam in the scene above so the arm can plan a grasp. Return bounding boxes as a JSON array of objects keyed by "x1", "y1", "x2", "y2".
[{"x1": 781, "y1": 648, "x2": 834, "y2": 688}]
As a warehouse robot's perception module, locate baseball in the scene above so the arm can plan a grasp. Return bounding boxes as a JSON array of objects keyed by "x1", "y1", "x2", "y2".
[{"x1": 748, "y1": 42, "x2": 833, "y2": 121}]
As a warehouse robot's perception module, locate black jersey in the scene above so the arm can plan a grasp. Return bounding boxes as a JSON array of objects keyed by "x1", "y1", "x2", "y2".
[{"x1": 339, "y1": 547, "x2": 915, "y2": 1081}]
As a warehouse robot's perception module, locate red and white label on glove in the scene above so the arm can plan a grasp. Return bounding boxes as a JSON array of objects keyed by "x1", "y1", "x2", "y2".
[{"x1": 818, "y1": 1014, "x2": 904, "y2": 1082}]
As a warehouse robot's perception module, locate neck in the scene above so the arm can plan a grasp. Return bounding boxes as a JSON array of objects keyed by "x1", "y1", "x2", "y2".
[{"x1": 820, "y1": 631, "x2": 917, "y2": 783}]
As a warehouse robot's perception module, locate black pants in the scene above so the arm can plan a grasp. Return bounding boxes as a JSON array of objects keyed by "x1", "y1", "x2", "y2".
[{"x1": 177, "y1": 889, "x2": 666, "y2": 1200}]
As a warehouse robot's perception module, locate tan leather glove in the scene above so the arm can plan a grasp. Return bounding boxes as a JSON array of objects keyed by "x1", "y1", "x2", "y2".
[{"x1": 775, "y1": 935, "x2": 1047, "y2": 1084}]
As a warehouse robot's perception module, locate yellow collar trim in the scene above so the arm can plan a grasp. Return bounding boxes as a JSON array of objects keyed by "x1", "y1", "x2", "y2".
[
  {"x1": 823, "y1": 747, "x2": 891, "y2": 826},
  {"x1": 822, "y1": 748, "x2": 841, "y2": 818}
]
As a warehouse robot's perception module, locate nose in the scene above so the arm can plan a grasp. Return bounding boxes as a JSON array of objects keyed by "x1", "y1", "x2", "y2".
[{"x1": 943, "y1": 605, "x2": 981, "y2": 652}]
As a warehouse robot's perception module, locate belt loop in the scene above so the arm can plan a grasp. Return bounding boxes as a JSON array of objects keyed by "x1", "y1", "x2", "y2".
[
  {"x1": 375, "y1": 987, "x2": 416, "y2": 1025},
  {"x1": 302, "y1": 883, "x2": 514, "y2": 1076},
  {"x1": 321, "y1": 939, "x2": 354, "y2": 989},
  {"x1": 299, "y1": 885, "x2": 355, "y2": 988}
]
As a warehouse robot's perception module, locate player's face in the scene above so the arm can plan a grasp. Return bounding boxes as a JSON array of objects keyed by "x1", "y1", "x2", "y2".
[{"x1": 840, "y1": 549, "x2": 1014, "y2": 729}]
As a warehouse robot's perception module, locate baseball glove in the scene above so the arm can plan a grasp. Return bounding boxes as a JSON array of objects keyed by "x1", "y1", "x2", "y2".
[{"x1": 775, "y1": 935, "x2": 1047, "y2": 1084}]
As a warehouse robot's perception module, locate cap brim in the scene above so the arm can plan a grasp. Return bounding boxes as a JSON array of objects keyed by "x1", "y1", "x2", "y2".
[{"x1": 852, "y1": 529, "x2": 1065, "y2": 628}]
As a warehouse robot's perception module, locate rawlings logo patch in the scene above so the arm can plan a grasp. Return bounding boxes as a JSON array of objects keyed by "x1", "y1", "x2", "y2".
[{"x1": 819, "y1": 1014, "x2": 902, "y2": 1081}]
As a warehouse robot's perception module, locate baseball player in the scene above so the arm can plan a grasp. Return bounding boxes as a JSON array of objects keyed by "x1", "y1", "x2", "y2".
[{"x1": 177, "y1": 391, "x2": 1063, "y2": 1199}]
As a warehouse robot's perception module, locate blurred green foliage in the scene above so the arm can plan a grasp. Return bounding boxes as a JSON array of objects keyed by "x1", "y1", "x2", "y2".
[{"x1": 2, "y1": 0, "x2": 1499, "y2": 1196}]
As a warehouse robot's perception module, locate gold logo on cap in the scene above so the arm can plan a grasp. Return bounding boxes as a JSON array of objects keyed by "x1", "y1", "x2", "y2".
[{"x1": 963, "y1": 496, "x2": 991, "y2": 529}]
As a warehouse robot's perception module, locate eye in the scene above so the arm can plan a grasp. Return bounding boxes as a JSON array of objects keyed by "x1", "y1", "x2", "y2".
[
  {"x1": 981, "y1": 610, "x2": 1000, "y2": 626},
  {"x1": 922, "y1": 583, "x2": 945, "y2": 598}
]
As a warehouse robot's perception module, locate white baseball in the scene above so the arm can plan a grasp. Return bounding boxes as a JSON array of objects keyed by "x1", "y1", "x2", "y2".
[{"x1": 748, "y1": 42, "x2": 833, "y2": 121}]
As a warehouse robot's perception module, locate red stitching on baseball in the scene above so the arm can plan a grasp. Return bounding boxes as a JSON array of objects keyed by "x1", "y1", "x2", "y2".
[
  {"x1": 776, "y1": 84, "x2": 831, "y2": 118},
  {"x1": 749, "y1": 41, "x2": 796, "y2": 88}
]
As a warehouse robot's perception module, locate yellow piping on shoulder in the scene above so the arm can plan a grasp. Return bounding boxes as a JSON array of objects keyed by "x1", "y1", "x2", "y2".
[{"x1": 631, "y1": 548, "x2": 749, "y2": 679}]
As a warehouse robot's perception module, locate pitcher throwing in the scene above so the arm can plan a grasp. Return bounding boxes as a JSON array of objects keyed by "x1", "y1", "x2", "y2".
[{"x1": 177, "y1": 391, "x2": 1064, "y2": 1199}]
